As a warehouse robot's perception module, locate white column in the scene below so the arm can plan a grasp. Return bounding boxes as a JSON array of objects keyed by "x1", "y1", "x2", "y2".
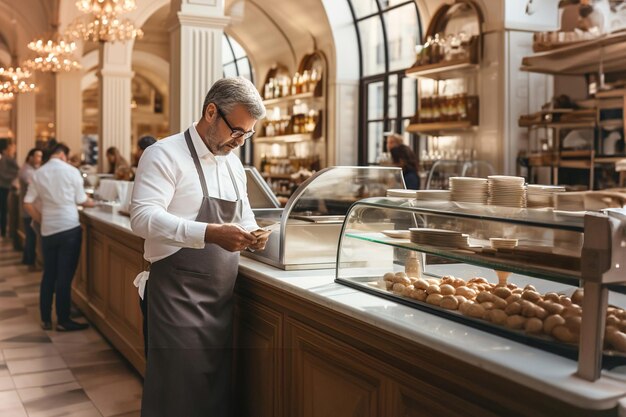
[
  {"x1": 15, "y1": 92, "x2": 36, "y2": 162},
  {"x1": 169, "y1": 1, "x2": 229, "y2": 132},
  {"x1": 97, "y1": 42, "x2": 134, "y2": 172},
  {"x1": 55, "y1": 71, "x2": 83, "y2": 157}
]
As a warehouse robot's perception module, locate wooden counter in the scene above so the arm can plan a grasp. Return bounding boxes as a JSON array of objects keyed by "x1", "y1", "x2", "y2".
[{"x1": 77, "y1": 209, "x2": 625, "y2": 417}]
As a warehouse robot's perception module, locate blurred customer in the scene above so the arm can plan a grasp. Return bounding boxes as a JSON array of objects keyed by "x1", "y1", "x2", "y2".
[
  {"x1": 24, "y1": 143, "x2": 94, "y2": 332},
  {"x1": 19, "y1": 148, "x2": 43, "y2": 268},
  {"x1": 385, "y1": 132, "x2": 404, "y2": 153},
  {"x1": 106, "y1": 146, "x2": 131, "y2": 180},
  {"x1": 0, "y1": 140, "x2": 19, "y2": 237},
  {"x1": 391, "y1": 144, "x2": 420, "y2": 190},
  {"x1": 136, "y1": 136, "x2": 157, "y2": 163}
]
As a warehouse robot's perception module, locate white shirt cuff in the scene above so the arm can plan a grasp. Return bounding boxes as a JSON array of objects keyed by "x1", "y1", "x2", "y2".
[{"x1": 187, "y1": 221, "x2": 207, "y2": 248}]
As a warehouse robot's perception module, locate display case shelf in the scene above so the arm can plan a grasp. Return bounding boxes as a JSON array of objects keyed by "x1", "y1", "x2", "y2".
[
  {"x1": 406, "y1": 120, "x2": 477, "y2": 134},
  {"x1": 405, "y1": 59, "x2": 479, "y2": 80}
]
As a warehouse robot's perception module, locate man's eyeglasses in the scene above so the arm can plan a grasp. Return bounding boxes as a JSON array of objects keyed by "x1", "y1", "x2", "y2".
[{"x1": 216, "y1": 107, "x2": 255, "y2": 140}]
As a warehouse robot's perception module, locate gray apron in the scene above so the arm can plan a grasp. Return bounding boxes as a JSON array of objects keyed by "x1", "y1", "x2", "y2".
[{"x1": 141, "y1": 129, "x2": 242, "y2": 417}]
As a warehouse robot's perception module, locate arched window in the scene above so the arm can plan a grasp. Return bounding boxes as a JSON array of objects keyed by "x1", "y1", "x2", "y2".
[
  {"x1": 222, "y1": 33, "x2": 254, "y2": 83},
  {"x1": 346, "y1": 0, "x2": 421, "y2": 164}
]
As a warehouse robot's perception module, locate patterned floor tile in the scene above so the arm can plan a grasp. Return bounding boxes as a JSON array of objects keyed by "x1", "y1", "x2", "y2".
[
  {"x1": 12, "y1": 369, "x2": 76, "y2": 389},
  {"x1": 6, "y1": 355, "x2": 67, "y2": 375},
  {"x1": 0, "y1": 390, "x2": 28, "y2": 416},
  {"x1": 3, "y1": 344, "x2": 59, "y2": 361}
]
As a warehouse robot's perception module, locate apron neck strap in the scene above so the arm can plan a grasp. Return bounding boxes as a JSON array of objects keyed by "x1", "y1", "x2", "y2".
[
  {"x1": 224, "y1": 160, "x2": 241, "y2": 201},
  {"x1": 184, "y1": 129, "x2": 209, "y2": 198}
]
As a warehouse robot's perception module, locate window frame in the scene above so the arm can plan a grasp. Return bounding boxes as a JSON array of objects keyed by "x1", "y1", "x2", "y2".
[{"x1": 346, "y1": 0, "x2": 421, "y2": 165}]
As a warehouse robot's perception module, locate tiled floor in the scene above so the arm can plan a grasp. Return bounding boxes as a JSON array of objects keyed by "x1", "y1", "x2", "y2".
[{"x1": 0, "y1": 237, "x2": 143, "y2": 416}]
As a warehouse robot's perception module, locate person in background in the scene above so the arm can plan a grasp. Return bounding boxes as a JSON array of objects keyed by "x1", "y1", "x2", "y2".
[
  {"x1": 106, "y1": 146, "x2": 130, "y2": 180},
  {"x1": 24, "y1": 143, "x2": 94, "y2": 332},
  {"x1": 18, "y1": 148, "x2": 43, "y2": 268},
  {"x1": 385, "y1": 132, "x2": 404, "y2": 153},
  {"x1": 131, "y1": 77, "x2": 268, "y2": 417},
  {"x1": 0, "y1": 140, "x2": 19, "y2": 237},
  {"x1": 131, "y1": 136, "x2": 157, "y2": 182},
  {"x1": 136, "y1": 136, "x2": 157, "y2": 163},
  {"x1": 391, "y1": 143, "x2": 420, "y2": 190}
]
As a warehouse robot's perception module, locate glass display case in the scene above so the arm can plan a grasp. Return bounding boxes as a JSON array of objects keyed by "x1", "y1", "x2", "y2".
[
  {"x1": 245, "y1": 166, "x2": 404, "y2": 270},
  {"x1": 244, "y1": 166, "x2": 281, "y2": 209},
  {"x1": 335, "y1": 198, "x2": 626, "y2": 381}
]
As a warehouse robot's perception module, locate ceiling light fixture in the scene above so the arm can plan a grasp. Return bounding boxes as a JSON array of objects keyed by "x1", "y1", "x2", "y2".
[{"x1": 67, "y1": 0, "x2": 143, "y2": 43}]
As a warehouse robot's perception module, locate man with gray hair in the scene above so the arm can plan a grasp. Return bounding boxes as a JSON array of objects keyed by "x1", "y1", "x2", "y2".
[{"x1": 131, "y1": 77, "x2": 269, "y2": 417}]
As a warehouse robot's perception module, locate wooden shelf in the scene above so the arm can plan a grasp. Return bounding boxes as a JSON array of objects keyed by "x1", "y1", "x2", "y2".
[
  {"x1": 558, "y1": 159, "x2": 592, "y2": 169},
  {"x1": 599, "y1": 119, "x2": 624, "y2": 130},
  {"x1": 595, "y1": 155, "x2": 626, "y2": 163},
  {"x1": 595, "y1": 88, "x2": 626, "y2": 99},
  {"x1": 262, "y1": 91, "x2": 319, "y2": 106},
  {"x1": 254, "y1": 133, "x2": 313, "y2": 144},
  {"x1": 406, "y1": 120, "x2": 477, "y2": 134},
  {"x1": 405, "y1": 59, "x2": 479, "y2": 80},
  {"x1": 560, "y1": 149, "x2": 593, "y2": 158},
  {"x1": 519, "y1": 121, "x2": 596, "y2": 129},
  {"x1": 521, "y1": 32, "x2": 626, "y2": 76}
]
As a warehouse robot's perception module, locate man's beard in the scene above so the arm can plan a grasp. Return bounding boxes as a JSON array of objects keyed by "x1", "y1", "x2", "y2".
[{"x1": 206, "y1": 123, "x2": 239, "y2": 156}]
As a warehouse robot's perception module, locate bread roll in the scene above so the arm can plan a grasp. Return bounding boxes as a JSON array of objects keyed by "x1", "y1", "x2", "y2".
[
  {"x1": 558, "y1": 295, "x2": 573, "y2": 307},
  {"x1": 606, "y1": 329, "x2": 626, "y2": 352},
  {"x1": 465, "y1": 303, "x2": 486, "y2": 319},
  {"x1": 506, "y1": 283, "x2": 518, "y2": 290},
  {"x1": 565, "y1": 316, "x2": 582, "y2": 334},
  {"x1": 413, "y1": 289, "x2": 427, "y2": 302},
  {"x1": 520, "y1": 300, "x2": 537, "y2": 318},
  {"x1": 426, "y1": 284, "x2": 441, "y2": 295},
  {"x1": 525, "y1": 318, "x2": 543, "y2": 334},
  {"x1": 563, "y1": 305, "x2": 582, "y2": 318},
  {"x1": 506, "y1": 294, "x2": 522, "y2": 305},
  {"x1": 469, "y1": 277, "x2": 489, "y2": 285},
  {"x1": 459, "y1": 300, "x2": 474, "y2": 315},
  {"x1": 552, "y1": 325, "x2": 578, "y2": 344},
  {"x1": 385, "y1": 281, "x2": 394, "y2": 290},
  {"x1": 491, "y1": 296, "x2": 508, "y2": 310},
  {"x1": 571, "y1": 288, "x2": 584, "y2": 305},
  {"x1": 521, "y1": 290, "x2": 542, "y2": 303},
  {"x1": 536, "y1": 300, "x2": 564, "y2": 316},
  {"x1": 452, "y1": 278, "x2": 466, "y2": 288},
  {"x1": 414, "y1": 278, "x2": 429, "y2": 290},
  {"x1": 440, "y1": 284, "x2": 456, "y2": 296},
  {"x1": 455, "y1": 295, "x2": 468, "y2": 304},
  {"x1": 383, "y1": 272, "x2": 396, "y2": 282},
  {"x1": 618, "y1": 320, "x2": 626, "y2": 332},
  {"x1": 486, "y1": 309, "x2": 508, "y2": 325},
  {"x1": 544, "y1": 314, "x2": 566, "y2": 335},
  {"x1": 426, "y1": 293, "x2": 443, "y2": 306},
  {"x1": 544, "y1": 292, "x2": 560, "y2": 302},
  {"x1": 476, "y1": 292, "x2": 495, "y2": 303},
  {"x1": 524, "y1": 284, "x2": 537, "y2": 292},
  {"x1": 427, "y1": 278, "x2": 440, "y2": 286},
  {"x1": 606, "y1": 315, "x2": 621, "y2": 327},
  {"x1": 440, "y1": 295, "x2": 459, "y2": 310},
  {"x1": 494, "y1": 287, "x2": 512, "y2": 299},
  {"x1": 481, "y1": 301, "x2": 495, "y2": 311},
  {"x1": 506, "y1": 315, "x2": 526, "y2": 330},
  {"x1": 392, "y1": 283, "x2": 407, "y2": 294},
  {"x1": 456, "y1": 286, "x2": 477, "y2": 299},
  {"x1": 441, "y1": 276, "x2": 455, "y2": 286},
  {"x1": 512, "y1": 288, "x2": 523, "y2": 295},
  {"x1": 401, "y1": 285, "x2": 415, "y2": 297},
  {"x1": 505, "y1": 301, "x2": 522, "y2": 316}
]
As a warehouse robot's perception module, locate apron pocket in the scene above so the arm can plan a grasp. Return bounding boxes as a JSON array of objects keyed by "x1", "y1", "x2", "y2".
[{"x1": 173, "y1": 267, "x2": 211, "y2": 280}]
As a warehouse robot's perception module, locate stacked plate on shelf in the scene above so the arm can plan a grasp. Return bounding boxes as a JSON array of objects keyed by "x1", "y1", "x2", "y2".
[
  {"x1": 449, "y1": 177, "x2": 488, "y2": 204},
  {"x1": 487, "y1": 176, "x2": 526, "y2": 207},
  {"x1": 409, "y1": 228, "x2": 470, "y2": 248},
  {"x1": 386, "y1": 189, "x2": 417, "y2": 198},
  {"x1": 489, "y1": 238, "x2": 519, "y2": 250},
  {"x1": 526, "y1": 184, "x2": 566, "y2": 208},
  {"x1": 415, "y1": 190, "x2": 451, "y2": 202}
]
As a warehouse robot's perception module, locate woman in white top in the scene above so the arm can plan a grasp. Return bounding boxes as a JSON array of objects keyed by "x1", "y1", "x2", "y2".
[{"x1": 24, "y1": 143, "x2": 94, "y2": 331}]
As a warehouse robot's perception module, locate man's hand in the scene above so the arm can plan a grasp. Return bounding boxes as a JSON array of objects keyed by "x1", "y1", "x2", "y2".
[
  {"x1": 205, "y1": 223, "x2": 257, "y2": 252},
  {"x1": 249, "y1": 229, "x2": 271, "y2": 251}
]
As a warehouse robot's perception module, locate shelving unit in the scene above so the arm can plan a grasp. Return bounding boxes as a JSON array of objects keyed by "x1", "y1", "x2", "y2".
[
  {"x1": 254, "y1": 52, "x2": 328, "y2": 201},
  {"x1": 406, "y1": 120, "x2": 477, "y2": 134},
  {"x1": 405, "y1": 59, "x2": 479, "y2": 81},
  {"x1": 519, "y1": 31, "x2": 626, "y2": 190}
]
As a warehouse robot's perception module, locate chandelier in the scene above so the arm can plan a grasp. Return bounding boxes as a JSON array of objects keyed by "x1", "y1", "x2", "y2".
[
  {"x1": 0, "y1": 67, "x2": 36, "y2": 95},
  {"x1": 25, "y1": 32, "x2": 81, "y2": 72},
  {"x1": 68, "y1": 0, "x2": 143, "y2": 43}
]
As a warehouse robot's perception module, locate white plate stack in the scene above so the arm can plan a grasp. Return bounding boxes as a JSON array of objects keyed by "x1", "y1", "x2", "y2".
[
  {"x1": 386, "y1": 189, "x2": 418, "y2": 198},
  {"x1": 409, "y1": 228, "x2": 470, "y2": 248},
  {"x1": 487, "y1": 176, "x2": 526, "y2": 208},
  {"x1": 415, "y1": 190, "x2": 451, "y2": 202},
  {"x1": 489, "y1": 238, "x2": 519, "y2": 250},
  {"x1": 449, "y1": 177, "x2": 488, "y2": 204},
  {"x1": 526, "y1": 185, "x2": 566, "y2": 208}
]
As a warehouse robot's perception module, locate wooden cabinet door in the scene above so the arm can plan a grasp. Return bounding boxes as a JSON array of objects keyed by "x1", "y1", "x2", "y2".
[
  {"x1": 88, "y1": 230, "x2": 108, "y2": 314},
  {"x1": 233, "y1": 296, "x2": 283, "y2": 417},
  {"x1": 108, "y1": 243, "x2": 143, "y2": 336},
  {"x1": 285, "y1": 318, "x2": 385, "y2": 417}
]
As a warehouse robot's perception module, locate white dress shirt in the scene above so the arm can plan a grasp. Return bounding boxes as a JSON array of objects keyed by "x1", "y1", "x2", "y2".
[
  {"x1": 130, "y1": 123, "x2": 258, "y2": 264},
  {"x1": 24, "y1": 158, "x2": 87, "y2": 237}
]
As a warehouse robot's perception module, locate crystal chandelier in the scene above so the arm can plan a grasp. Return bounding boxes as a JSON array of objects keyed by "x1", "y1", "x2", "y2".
[
  {"x1": 0, "y1": 67, "x2": 36, "y2": 94},
  {"x1": 68, "y1": 0, "x2": 143, "y2": 43},
  {"x1": 25, "y1": 32, "x2": 81, "y2": 72}
]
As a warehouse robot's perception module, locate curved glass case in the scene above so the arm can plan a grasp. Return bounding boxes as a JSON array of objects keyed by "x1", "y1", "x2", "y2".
[
  {"x1": 335, "y1": 198, "x2": 626, "y2": 381},
  {"x1": 246, "y1": 166, "x2": 404, "y2": 270}
]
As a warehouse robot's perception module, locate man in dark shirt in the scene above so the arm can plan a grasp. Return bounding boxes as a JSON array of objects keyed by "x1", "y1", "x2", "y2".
[{"x1": 0, "y1": 141, "x2": 19, "y2": 237}]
